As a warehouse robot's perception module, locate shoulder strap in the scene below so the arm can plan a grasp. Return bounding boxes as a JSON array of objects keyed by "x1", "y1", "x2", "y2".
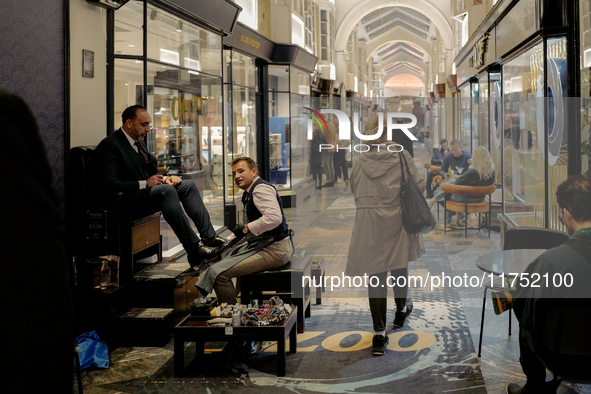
[
  {"x1": 398, "y1": 151, "x2": 412, "y2": 182},
  {"x1": 566, "y1": 239, "x2": 591, "y2": 264}
]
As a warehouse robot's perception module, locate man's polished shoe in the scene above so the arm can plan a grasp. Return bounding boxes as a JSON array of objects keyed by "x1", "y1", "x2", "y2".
[
  {"x1": 204, "y1": 235, "x2": 229, "y2": 249},
  {"x1": 187, "y1": 244, "x2": 220, "y2": 269}
]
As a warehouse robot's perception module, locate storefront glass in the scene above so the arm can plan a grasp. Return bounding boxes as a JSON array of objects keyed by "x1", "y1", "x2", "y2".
[
  {"x1": 113, "y1": 2, "x2": 224, "y2": 253},
  {"x1": 478, "y1": 74, "x2": 489, "y2": 149},
  {"x1": 502, "y1": 41, "x2": 544, "y2": 228},
  {"x1": 268, "y1": 65, "x2": 292, "y2": 189},
  {"x1": 470, "y1": 82, "x2": 479, "y2": 153},
  {"x1": 581, "y1": 0, "x2": 591, "y2": 179},
  {"x1": 146, "y1": 4, "x2": 222, "y2": 76},
  {"x1": 489, "y1": 72, "x2": 502, "y2": 185},
  {"x1": 290, "y1": 68, "x2": 311, "y2": 187},
  {"x1": 546, "y1": 36, "x2": 568, "y2": 230},
  {"x1": 460, "y1": 84, "x2": 471, "y2": 152},
  {"x1": 114, "y1": 0, "x2": 143, "y2": 56}
]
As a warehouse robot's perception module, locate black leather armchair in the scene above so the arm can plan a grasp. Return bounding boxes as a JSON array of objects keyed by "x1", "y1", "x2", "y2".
[{"x1": 67, "y1": 146, "x2": 161, "y2": 286}]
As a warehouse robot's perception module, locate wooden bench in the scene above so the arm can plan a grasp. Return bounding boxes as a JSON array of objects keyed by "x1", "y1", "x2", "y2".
[{"x1": 440, "y1": 183, "x2": 496, "y2": 238}]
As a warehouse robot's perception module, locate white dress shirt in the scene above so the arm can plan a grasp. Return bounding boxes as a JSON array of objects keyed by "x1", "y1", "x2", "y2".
[{"x1": 244, "y1": 176, "x2": 283, "y2": 236}]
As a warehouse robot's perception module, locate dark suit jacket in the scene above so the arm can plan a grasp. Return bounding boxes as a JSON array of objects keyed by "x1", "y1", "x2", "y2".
[{"x1": 90, "y1": 128, "x2": 158, "y2": 196}]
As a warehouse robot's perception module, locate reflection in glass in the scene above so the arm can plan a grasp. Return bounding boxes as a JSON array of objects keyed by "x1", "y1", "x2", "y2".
[
  {"x1": 580, "y1": 0, "x2": 591, "y2": 181},
  {"x1": 470, "y1": 82, "x2": 479, "y2": 154},
  {"x1": 114, "y1": 59, "x2": 144, "y2": 121},
  {"x1": 140, "y1": 63, "x2": 224, "y2": 251},
  {"x1": 479, "y1": 75, "x2": 489, "y2": 149},
  {"x1": 460, "y1": 85, "x2": 471, "y2": 153},
  {"x1": 490, "y1": 72, "x2": 503, "y2": 190},
  {"x1": 545, "y1": 37, "x2": 568, "y2": 231},
  {"x1": 502, "y1": 40, "x2": 544, "y2": 228},
  {"x1": 147, "y1": 4, "x2": 222, "y2": 76},
  {"x1": 114, "y1": 1, "x2": 143, "y2": 56}
]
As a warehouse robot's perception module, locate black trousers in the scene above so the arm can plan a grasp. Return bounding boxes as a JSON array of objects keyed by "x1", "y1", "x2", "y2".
[
  {"x1": 368, "y1": 268, "x2": 408, "y2": 332},
  {"x1": 332, "y1": 150, "x2": 348, "y2": 182},
  {"x1": 311, "y1": 162, "x2": 323, "y2": 187}
]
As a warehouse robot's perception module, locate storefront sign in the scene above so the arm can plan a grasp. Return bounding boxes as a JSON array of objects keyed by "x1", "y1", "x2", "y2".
[
  {"x1": 468, "y1": 35, "x2": 488, "y2": 69},
  {"x1": 240, "y1": 34, "x2": 261, "y2": 49},
  {"x1": 171, "y1": 96, "x2": 207, "y2": 122}
]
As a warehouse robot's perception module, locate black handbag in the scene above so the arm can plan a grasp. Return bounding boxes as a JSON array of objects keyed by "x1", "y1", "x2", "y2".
[{"x1": 398, "y1": 152, "x2": 436, "y2": 234}]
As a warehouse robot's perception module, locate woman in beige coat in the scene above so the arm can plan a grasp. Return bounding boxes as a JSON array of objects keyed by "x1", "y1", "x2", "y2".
[{"x1": 345, "y1": 114, "x2": 425, "y2": 356}]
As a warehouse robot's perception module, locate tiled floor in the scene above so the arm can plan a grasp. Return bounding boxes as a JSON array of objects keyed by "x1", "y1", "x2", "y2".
[{"x1": 79, "y1": 144, "x2": 590, "y2": 394}]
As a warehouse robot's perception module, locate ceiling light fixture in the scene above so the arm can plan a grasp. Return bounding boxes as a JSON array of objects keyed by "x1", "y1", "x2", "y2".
[{"x1": 176, "y1": 21, "x2": 183, "y2": 32}]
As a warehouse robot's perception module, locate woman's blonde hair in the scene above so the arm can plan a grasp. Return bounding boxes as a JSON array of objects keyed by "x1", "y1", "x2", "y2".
[{"x1": 471, "y1": 146, "x2": 493, "y2": 180}]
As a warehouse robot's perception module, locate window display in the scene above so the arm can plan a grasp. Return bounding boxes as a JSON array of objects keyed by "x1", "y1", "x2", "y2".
[{"x1": 502, "y1": 41, "x2": 545, "y2": 228}]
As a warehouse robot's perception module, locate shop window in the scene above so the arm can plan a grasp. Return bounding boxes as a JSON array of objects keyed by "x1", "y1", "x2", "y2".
[
  {"x1": 580, "y1": 0, "x2": 591, "y2": 180},
  {"x1": 146, "y1": 4, "x2": 222, "y2": 76},
  {"x1": 114, "y1": 0, "x2": 143, "y2": 56},
  {"x1": 502, "y1": 41, "x2": 545, "y2": 228}
]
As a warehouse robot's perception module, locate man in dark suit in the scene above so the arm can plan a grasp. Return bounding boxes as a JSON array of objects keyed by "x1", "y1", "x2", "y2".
[{"x1": 90, "y1": 105, "x2": 225, "y2": 268}]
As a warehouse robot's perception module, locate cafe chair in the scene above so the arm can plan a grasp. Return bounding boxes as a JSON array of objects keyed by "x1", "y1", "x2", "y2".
[
  {"x1": 535, "y1": 301, "x2": 591, "y2": 386},
  {"x1": 440, "y1": 183, "x2": 496, "y2": 239},
  {"x1": 477, "y1": 227, "x2": 569, "y2": 357}
]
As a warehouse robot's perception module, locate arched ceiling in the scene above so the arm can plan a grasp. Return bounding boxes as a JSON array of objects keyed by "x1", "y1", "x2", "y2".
[{"x1": 336, "y1": 0, "x2": 452, "y2": 94}]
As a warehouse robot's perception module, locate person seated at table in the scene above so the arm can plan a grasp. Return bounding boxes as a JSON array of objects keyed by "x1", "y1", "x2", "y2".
[
  {"x1": 425, "y1": 139, "x2": 449, "y2": 198},
  {"x1": 428, "y1": 146, "x2": 494, "y2": 227},
  {"x1": 439, "y1": 138, "x2": 471, "y2": 179},
  {"x1": 503, "y1": 175, "x2": 591, "y2": 394},
  {"x1": 196, "y1": 156, "x2": 292, "y2": 305}
]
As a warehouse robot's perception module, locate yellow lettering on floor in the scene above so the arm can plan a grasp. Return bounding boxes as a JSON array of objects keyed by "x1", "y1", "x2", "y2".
[
  {"x1": 321, "y1": 331, "x2": 374, "y2": 352},
  {"x1": 386, "y1": 331, "x2": 437, "y2": 352},
  {"x1": 263, "y1": 331, "x2": 325, "y2": 352}
]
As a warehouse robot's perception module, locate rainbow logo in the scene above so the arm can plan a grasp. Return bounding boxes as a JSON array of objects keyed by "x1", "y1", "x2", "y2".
[{"x1": 303, "y1": 107, "x2": 328, "y2": 131}]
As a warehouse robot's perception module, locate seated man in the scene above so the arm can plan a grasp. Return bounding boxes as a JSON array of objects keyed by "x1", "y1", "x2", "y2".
[
  {"x1": 503, "y1": 175, "x2": 591, "y2": 394},
  {"x1": 196, "y1": 156, "x2": 292, "y2": 304},
  {"x1": 89, "y1": 105, "x2": 226, "y2": 269},
  {"x1": 439, "y1": 139, "x2": 471, "y2": 179},
  {"x1": 425, "y1": 138, "x2": 449, "y2": 198}
]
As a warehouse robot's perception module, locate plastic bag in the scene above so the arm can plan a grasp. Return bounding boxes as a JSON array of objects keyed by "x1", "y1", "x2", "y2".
[{"x1": 75, "y1": 331, "x2": 109, "y2": 369}]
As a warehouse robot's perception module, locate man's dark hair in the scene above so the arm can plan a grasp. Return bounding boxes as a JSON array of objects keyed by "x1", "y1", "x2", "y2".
[
  {"x1": 450, "y1": 139, "x2": 462, "y2": 147},
  {"x1": 440, "y1": 139, "x2": 448, "y2": 145},
  {"x1": 556, "y1": 175, "x2": 591, "y2": 222},
  {"x1": 231, "y1": 156, "x2": 257, "y2": 170},
  {"x1": 122, "y1": 105, "x2": 147, "y2": 124}
]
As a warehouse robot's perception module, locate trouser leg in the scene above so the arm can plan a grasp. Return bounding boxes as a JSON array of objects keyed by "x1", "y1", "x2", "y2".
[
  {"x1": 518, "y1": 329, "x2": 547, "y2": 389},
  {"x1": 214, "y1": 238, "x2": 292, "y2": 304},
  {"x1": 333, "y1": 152, "x2": 340, "y2": 181},
  {"x1": 322, "y1": 152, "x2": 334, "y2": 183},
  {"x1": 368, "y1": 271, "x2": 388, "y2": 332},
  {"x1": 336, "y1": 150, "x2": 348, "y2": 181},
  {"x1": 148, "y1": 184, "x2": 200, "y2": 248},
  {"x1": 391, "y1": 267, "x2": 408, "y2": 312},
  {"x1": 175, "y1": 180, "x2": 215, "y2": 242},
  {"x1": 426, "y1": 171, "x2": 434, "y2": 194}
]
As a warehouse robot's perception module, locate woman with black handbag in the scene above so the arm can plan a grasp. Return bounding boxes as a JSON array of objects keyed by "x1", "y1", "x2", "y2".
[{"x1": 345, "y1": 114, "x2": 426, "y2": 357}]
